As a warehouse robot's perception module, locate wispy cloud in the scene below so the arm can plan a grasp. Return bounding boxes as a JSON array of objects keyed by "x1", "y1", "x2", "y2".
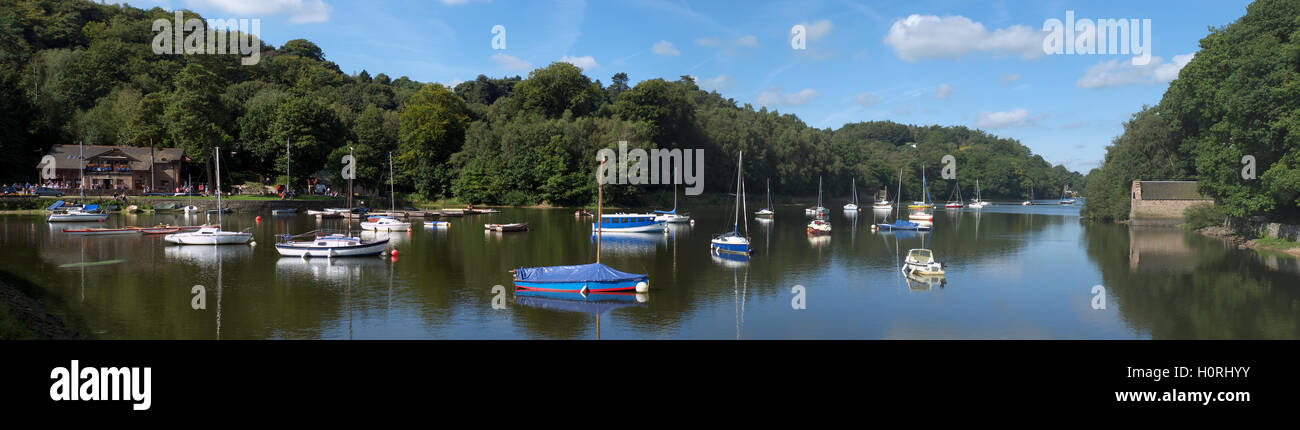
[
  {"x1": 935, "y1": 83, "x2": 953, "y2": 100},
  {"x1": 757, "y1": 87, "x2": 820, "y2": 107},
  {"x1": 560, "y1": 55, "x2": 599, "y2": 70},
  {"x1": 491, "y1": 53, "x2": 532, "y2": 72},
  {"x1": 1076, "y1": 53, "x2": 1195, "y2": 88},
  {"x1": 184, "y1": 0, "x2": 332, "y2": 23},
  {"x1": 975, "y1": 108, "x2": 1040, "y2": 129},
  {"x1": 651, "y1": 40, "x2": 680, "y2": 56},
  {"x1": 854, "y1": 93, "x2": 879, "y2": 107}
]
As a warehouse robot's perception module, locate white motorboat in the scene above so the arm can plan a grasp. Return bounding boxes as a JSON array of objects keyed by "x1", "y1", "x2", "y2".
[
  {"x1": 361, "y1": 216, "x2": 411, "y2": 231},
  {"x1": 902, "y1": 249, "x2": 945, "y2": 276},
  {"x1": 274, "y1": 233, "x2": 389, "y2": 257},
  {"x1": 47, "y1": 207, "x2": 109, "y2": 223}
]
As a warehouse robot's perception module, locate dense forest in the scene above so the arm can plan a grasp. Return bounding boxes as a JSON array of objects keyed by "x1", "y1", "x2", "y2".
[
  {"x1": 1082, "y1": 0, "x2": 1300, "y2": 223},
  {"x1": 0, "y1": 0, "x2": 1083, "y2": 207}
]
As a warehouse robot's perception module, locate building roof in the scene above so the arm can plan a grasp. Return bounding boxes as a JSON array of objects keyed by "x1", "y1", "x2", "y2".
[
  {"x1": 1137, "y1": 181, "x2": 1210, "y2": 200},
  {"x1": 41, "y1": 144, "x2": 187, "y2": 171}
]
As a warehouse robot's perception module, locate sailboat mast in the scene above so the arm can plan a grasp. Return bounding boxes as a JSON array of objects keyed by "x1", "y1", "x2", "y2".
[
  {"x1": 285, "y1": 137, "x2": 290, "y2": 197},
  {"x1": 215, "y1": 146, "x2": 222, "y2": 227},
  {"x1": 895, "y1": 168, "x2": 903, "y2": 220},
  {"x1": 597, "y1": 155, "x2": 606, "y2": 263},
  {"x1": 388, "y1": 151, "x2": 395, "y2": 213},
  {"x1": 79, "y1": 141, "x2": 85, "y2": 200},
  {"x1": 733, "y1": 151, "x2": 742, "y2": 231}
]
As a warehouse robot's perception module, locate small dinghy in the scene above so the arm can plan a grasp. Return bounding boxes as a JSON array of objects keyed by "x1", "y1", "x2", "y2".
[
  {"x1": 275, "y1": 233, "x2": 389, "y2": 258},
  {"x1": 271, "y1": 208, "x2": 298, "y2": 215},
  {"x1": 902, "y1": 249, "x2": 945, "y2": 277},
  {"x1": 484, "y1": 222, "x2": 528, "y2": 232},
  {"x1": 424, "y1": 221, "x2": 451, "y2": 228},
  {"x1": 47, "y1": 205, "x2": 109, "y2": 223},
  {"x1": 574, "y1": 210, "x2": 593, "y2": 217},
  {"x1": 512, "y1": 263, "x2": 649, "y2": 294},
  {"x1": 873, "y1": 219, "x2": 931, "y2": 231},
  {"x1": 62, "y1": 227, "x2": 141, "y2": 236}
]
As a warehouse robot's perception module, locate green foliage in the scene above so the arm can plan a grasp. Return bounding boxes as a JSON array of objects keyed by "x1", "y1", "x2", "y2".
[
  {"x1": 397, "y1": 84, "x2": 469, "y2": 197},
  {"x1": 1082, "y1": 106, "x2": 1191, "y2": 221},
  {"x1": 1183, "y1": 203, "x2": 1229, "y2": 230},
  {"x1": 513, "y1": 62, "x2": 601, "y2": 118}
]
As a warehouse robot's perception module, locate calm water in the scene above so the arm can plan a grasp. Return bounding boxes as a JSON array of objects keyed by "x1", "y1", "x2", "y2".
[{"x1": 3, "y1": 202, "x2": 1299, "y2": 339}]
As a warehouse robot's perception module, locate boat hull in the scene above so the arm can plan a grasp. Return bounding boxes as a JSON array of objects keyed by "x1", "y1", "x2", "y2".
[
  {"x1": 361, "y1": 221, "x2": 411, "y2": 231},
  {"x1": 62, "y1": 228, "x2": 140, "y2": 236},
  {"x1": 514, "y1": 278, "x2": 646, "y2": 294},
  {"x1": 164, "y1": 231, "x2": 252, "y2": 245},
  {"x1": 710, "y1": 239, "x2": 752, "y2": 254},
  {"x1": 47, "y1": 214, "x2": 109, "y2": 222},
  {"x1": 274, "y1": 239, "x2": 389, "y2": 257},
  {"x1": 592, "y1": 222, "x2": 667, "y2": 233}
]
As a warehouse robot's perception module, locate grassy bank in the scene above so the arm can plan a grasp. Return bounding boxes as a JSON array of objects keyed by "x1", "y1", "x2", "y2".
[{"x1": 0, "y1": 271, "x2": 83, "y2": 340}]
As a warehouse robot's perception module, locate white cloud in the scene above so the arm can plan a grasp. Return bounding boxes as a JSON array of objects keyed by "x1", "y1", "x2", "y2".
[
  {"x1": 795, "y1": 20, "x2": 834, "y2": 42},
  {"x1": 935, "y1": 83, "x2": 953, "y2": 100},
  {"x1": 975, "y1": 108, "x2": 1034, "y2": 129},
  {"x1": 1000, "y1": 73, "x2": 1021, "y2": 86},
  {"x1": 883, "y1": 14, "x2": 1044, "y2": 62},
  {"x1": 853, "y1": 93, "x2": 879, "y2": 107},
  {"x1": 560, "y1": 55, "x2": 599, "y2": 70},
  {"x1": 695, "y1": 37, "x2": 720, "y2": 47},
  {"x1": 185, "y1": 0, "x2": 332, "y2": 23},
  {"x1": 1076, "y1": 53, "x2": 1195, "y2": 89},
  {"x1": 491, "y1": 53, "x2": 532, "y2": 72},
  {"x1": 756, "y1": 87, "x2": 820, "y2": 107},
  {"x1": 695, "y1": 75, "x2": 733, "y2": 92},
  {"x1": 736, "y1": 35, "x2": 759, "y2": 47},
  {"x1": 892, "y1": 105, "x2": 915, "y2": 116},
  {"x1": 651, "y1": 40, "x2": 680, "y2": 56}
]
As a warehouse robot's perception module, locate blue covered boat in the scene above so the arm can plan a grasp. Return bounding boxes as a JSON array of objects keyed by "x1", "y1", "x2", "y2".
[
  {"x1": 875, "y1": 219, "x2": 931, "y2": 231},
  {"x1": 513, "y1": 262, "x2": 649, "y2": 294}
]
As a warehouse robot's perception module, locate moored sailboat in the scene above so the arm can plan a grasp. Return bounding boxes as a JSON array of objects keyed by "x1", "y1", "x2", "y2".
[
  {"x1": 164, "y1": 147, "x2": 253, "y2": 245},
  {"x1": 754, "y1": 178, "x2": 774, "y2": 219},
  {"x1": 711, "y1": 151, "x2": 752, "y2": 255},
  {"x1": 844, "y1": 178, "x2": 860, "y2": 211}
]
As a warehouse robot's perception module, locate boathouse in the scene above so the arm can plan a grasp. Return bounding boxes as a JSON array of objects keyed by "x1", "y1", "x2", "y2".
[{"x1": 1130, "y1": 180, "x2": 1213, "y2": 225}]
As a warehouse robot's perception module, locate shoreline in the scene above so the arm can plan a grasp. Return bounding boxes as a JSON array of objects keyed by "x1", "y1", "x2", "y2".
[
  {"x1": 1195, "y1": 226, "x2": 1300, "y2": 257},
  {"x1": 0, "y1": 271, "x2": 84, "y2": 340}
]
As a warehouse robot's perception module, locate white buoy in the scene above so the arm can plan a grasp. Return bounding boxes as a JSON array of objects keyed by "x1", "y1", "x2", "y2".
[
  {"x1": 636, "y1": 292, "x2": 649, "y2": 303},
  {"x1": 635, "y1": 281, "x2": 649, "y2": 293}
]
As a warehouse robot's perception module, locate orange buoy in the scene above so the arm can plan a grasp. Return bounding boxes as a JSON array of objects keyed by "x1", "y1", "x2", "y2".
[
  {"x1": 390, "y1": 249, "x2": 398, "y2": 257},
  {"x1": 255, "y1": 216, "x2": 262, "y2": 222}
]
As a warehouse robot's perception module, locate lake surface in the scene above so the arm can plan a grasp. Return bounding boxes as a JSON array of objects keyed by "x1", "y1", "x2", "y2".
[{"x1": 3, "y1": 201, "x2": 1299, "y2": 339}]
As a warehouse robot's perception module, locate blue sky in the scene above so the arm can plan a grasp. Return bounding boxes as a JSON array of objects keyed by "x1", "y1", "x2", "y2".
[{"x1": 133, "y1": 0, "x2": 1255, "y2": 173}]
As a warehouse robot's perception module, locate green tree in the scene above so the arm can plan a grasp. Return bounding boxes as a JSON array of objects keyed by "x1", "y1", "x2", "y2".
[{"x1": 397, "y1": 83, "x2": 469, "y2": 198}]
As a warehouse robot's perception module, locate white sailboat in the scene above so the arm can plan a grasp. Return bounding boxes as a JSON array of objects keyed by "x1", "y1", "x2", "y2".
[
  {"x1": 654, "y1": 165, "x2": 691, "y2": 223},
  {"x1": 909, "y1": 166, "x2": 934, "y2": 222},
  {"x1": 967, "y1": 180, "x2": 988, "y2": 208},
  {"x1": 1058, "y1": 184, "x2": 1076, "y2": 205},
  {"x1": 711, "y1": 151, "x2": 751, "y2": 255},
  {"x1": 843, "y1": 178, "x2": 860, "y2": 211},
  {"x1": 361, "y1": 152, "x2": 411, "y2": 232},
  {"x1": 804, "y1": 176, "x2": 829, "y2": 216},
  {"x1": 1022, "y1": 182, "x2": 1035, "y2": 206},
  {"x1": 165, "y1": 147, "x2": 253, "y2": 245},
  {"x1": 755, "y1": 179, "x2": 774, "y2": 219}
]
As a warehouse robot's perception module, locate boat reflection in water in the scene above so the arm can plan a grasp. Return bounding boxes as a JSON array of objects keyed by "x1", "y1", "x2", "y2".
[
  {"x1": 514, "y1": 290, "x2": 647, "y2": 340},
  {"x1": 164, "y1": 243, "x2": 252, "y2": 264},
  {"x1": 711, "y1": 250, "x2": 750, "y2": 268},
  {"x1": 590, "y1": 231, "x2": 668, "y2": 257},
  {"x1": 274, "y1": 255, "x2": 387, "y2": 282}
]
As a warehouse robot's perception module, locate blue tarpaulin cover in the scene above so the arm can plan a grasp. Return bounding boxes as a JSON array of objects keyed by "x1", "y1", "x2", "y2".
[
  {"x1": 82, "y1": 204, "x2": 99, "y2": 211},
  {"x1": 46, "y1": 200, "x2": 66, "y2": 211},
  {"x1": 652, "y1": 209, "x2": 676, "y2": 214},
  {"x1": 515, "y1": 263, "x2": 645, "y2": 283}
]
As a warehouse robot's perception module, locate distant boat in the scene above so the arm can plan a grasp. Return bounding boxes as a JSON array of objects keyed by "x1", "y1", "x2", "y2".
[
  {"x1": 62, "y1": 227, "x2": 140, "y2": 236},
  {"x1": 944, "y1": 181, "x2": 964, "y2": 208},
  {"x1": 909, "y1": 166, "x2": 934, "y2": 221},
  {"x1": 1022, "y1": 183, "x2": 1035, "y2": 206},
  {"x1": 654, "y1": 165, "x2": 691, "y2": 224},
  {"x1": 873, "y1": 186, "x2": 893, "y2": 211},
  {"x1": 484, "y1": 222, "x2": 529, "y2": 232},
  {"x1": 875, "y1": 168, "x2": 932, "y2": 231},
  {"x1": 164, "y1": 147, "x2": 252, "y2": 246},
  {"x1": 967, "y1": 180, "x2": 988, "y2": 209},
  {"x1": 844, "y1": 178, "x2": 860, "y2": 211},
  {"x1": 804, "y1": 176, "x2": 829, "y2": 216},
  {"x1": 754, "y1": 178, "x2": 774, "y2": 219},
  {"x1": 361, "y1": 152, "x2": 412, "y2": 231},
  {"x1": 806, "y1": 218, "x2": 831, "y2": 235},
  {"x1": 274, "y1": 233, "x2": 389, "y2": 258},
  {"x1": 272, "y1": 208, "x2": 298, "y2": 215},
  {"x1": 711, "y1": 150, "x2": 751, "y2": 256},
  {"x1": 1059, "y1": 184, "x2": 1076, "y2": 204}
]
